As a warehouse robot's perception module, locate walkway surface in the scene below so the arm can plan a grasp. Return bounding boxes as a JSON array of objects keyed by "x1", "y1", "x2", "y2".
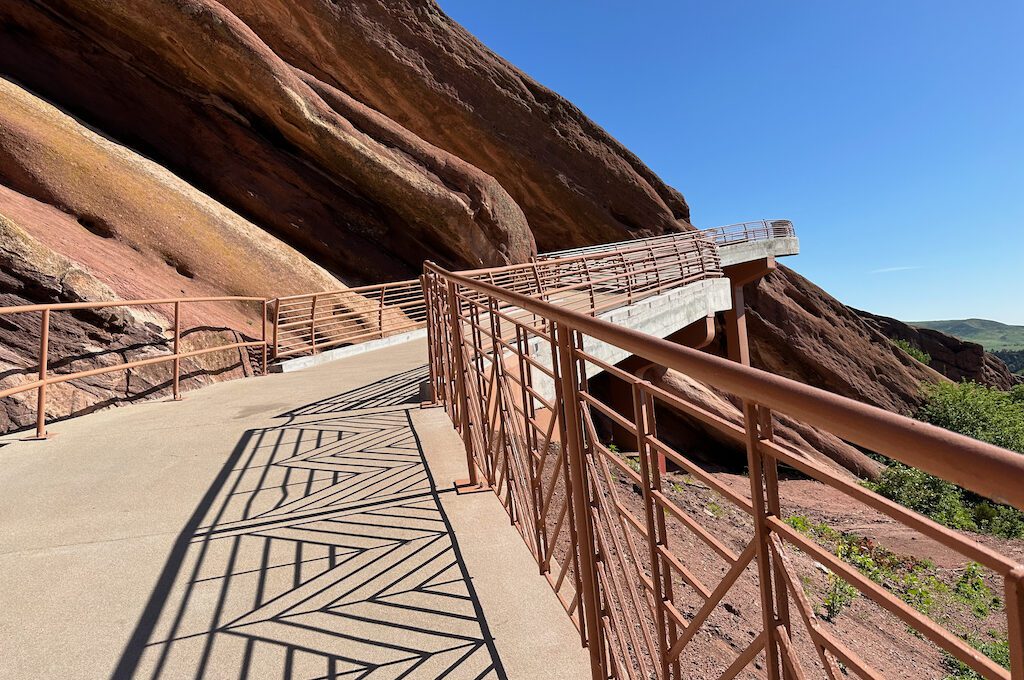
[{"x1": 0, "y1": 339, "x2": 590, "y2": 679}]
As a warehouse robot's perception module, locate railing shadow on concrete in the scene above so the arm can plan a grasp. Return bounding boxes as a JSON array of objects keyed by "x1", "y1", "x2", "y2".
[
  {"x1": 422, "y1": 261, "x2": 1024, "y2": 680},
  {"x1": 110, "y1": 367, "x2": 507, "y2": 680},
  {"x1": 279, "y1": 365, "x2": 428, "y2": 417}
]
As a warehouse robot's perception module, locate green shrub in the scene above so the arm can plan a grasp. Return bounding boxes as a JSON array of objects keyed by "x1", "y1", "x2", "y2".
[
  {"x1": 918, "y1": 381, "x2": 1024, "y2": 453},
  {"x1": 868, "y1": 381, "x2": 1024, "y2": 539},
  {"x1": 822, "y1": 574, "x2": 857, "y2": 621},
  {"x1": 942, "y1": 632, "x2": 1010, "y2": 680},
  {"x1": 868, "y1": 463, "x2": 1024, "y2": 539},
  {"x1": 893, "y1": 338, "x2": 931, "y2": 364},
  {"x1": 953, "y1": 563, "x2": 1001, "y2": 618}
]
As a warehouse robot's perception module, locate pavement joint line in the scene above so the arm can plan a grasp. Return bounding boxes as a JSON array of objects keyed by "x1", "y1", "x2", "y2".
[{"x1": 0, "y1": 527, "x2": 184, "y2": 558}]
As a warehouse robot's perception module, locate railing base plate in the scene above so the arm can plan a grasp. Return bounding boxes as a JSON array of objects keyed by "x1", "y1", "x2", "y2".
[
  {"x1": 454, "y1": 479, "x2": 489, "y2": 495},
  {"x1": 24, "y1": 432, "x2": 56, "y2": 442}
]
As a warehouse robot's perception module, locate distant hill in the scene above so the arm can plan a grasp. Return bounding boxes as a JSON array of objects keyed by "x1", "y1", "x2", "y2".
[{"x1": 910, "y1": 319, "x2": 1024, "y2": 352}]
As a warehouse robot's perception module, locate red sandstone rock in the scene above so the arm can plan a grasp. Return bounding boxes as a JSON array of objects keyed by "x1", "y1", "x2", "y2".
[
  {"x1": 857, "y1": 309, "x2": 1023, "y2": 390},
  {"x1": 0, "y1": 0, "x2": 972, "y2": 471}
]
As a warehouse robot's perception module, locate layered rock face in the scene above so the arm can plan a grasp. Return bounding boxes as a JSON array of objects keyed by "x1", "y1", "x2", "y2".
[
  {"x1": 217, "y1": 0, "x2": 693, "y2": 249},
  {"x1": 857, "y1": 309, "x2": 1023, "y2": 390},
  {"x1": 0, "y1": 0, "x2": 959, "y2": 463},
  {"x1": 744, "y1": 267, "x2": 944, "y2": 415}
]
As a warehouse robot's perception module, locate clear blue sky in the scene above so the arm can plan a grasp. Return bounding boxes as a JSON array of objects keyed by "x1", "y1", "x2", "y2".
[{"x1": 438, "y1": 1, "x2": 1024, "y2": 324}]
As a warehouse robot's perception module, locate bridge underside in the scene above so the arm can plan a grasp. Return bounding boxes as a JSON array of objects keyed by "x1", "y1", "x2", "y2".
[{"x1": 0, "y1": 340, "x2": 589, "y2": 680}]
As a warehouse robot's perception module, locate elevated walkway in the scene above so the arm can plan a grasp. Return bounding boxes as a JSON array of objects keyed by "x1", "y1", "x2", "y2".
[{"x1": 0, "y1": 340, "x2": 589, "y2": 679}]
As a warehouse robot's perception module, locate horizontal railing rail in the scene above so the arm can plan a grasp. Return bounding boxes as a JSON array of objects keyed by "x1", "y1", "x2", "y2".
[
  {"x1": 538, "y1": 219, "x2": 796, "y2": 261},
  {"x1": 423, "y1": 260, "x2": 1024, "y2": 680},
  {"x1": 0, "y1": 296, "x2": 269, "y2": 439},
  {"x1": 457, "y1": 232, "x2": 722, "y2": 330},
  {"x1": 272, "y1": 232, "x2": 723, "y2": 360},
  {"x1": 271, "y1": 279, "x2": 427, "y2": 359}
]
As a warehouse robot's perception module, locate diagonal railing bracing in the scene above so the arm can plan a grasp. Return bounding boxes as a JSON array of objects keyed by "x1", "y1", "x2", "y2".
[{"x1": 421, "y1": 261, "x2": 1024, "y2": 680}]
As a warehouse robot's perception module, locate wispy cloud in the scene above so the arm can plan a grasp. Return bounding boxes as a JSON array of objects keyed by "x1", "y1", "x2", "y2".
[{"x1": 869, "y1": 265, "x2": 924, "y2": 274}]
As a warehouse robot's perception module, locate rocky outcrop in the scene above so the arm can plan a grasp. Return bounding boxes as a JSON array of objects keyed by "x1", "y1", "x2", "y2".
[
  {"x1": 857, "y1": 309, "x2": 1024, "y2": 390},
  {"x1": 740, "y1": 266, "x2": 945, "y2": 416},
  {"x1": 0, "y1": 0, "x2": 687, "y2": 432},
  {"x1": 0, "y1": 212, "x2": 255, "y2": 432},
  {"x1": 217, "y1": 0, "x2": 692, "y2": 250},
  {"x1": 0, "y1": 0, "x2": 534, "y2": 281}
]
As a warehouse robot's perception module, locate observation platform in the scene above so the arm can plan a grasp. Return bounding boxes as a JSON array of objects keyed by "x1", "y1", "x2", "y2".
[{"x1": 0, "y1": 339, "x2": 589, "y2": 680}]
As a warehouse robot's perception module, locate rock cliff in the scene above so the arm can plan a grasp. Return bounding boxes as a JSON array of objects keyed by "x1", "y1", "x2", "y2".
[
  {"x1": 857, "y1": 309, "x2": 1023, "y2": 390},
  {"x1": 0, "y1": 0, "x2": 961, "y2": 456}
]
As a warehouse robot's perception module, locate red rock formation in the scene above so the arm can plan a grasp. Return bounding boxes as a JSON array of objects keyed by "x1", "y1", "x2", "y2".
[
  {"x1": 741, "y1": 266, "x2": 944, "y2": 415},
  {"x1": 857, "y1": 309, "x2": 1024, "y2": 390},
  {"x1": 0, "y1": 0, "x2": 534, "y2": 281},
  {"x1": 217, "y1": 0, "x2": 692, "y2": 250},
  {"x1": 0, "y1": 0, "x2": 962, "y2": 465}
]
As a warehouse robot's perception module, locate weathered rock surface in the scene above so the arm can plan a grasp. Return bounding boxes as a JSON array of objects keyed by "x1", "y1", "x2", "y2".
[
  {"x1": 0, "y1": 0, "x2": 534, "y2": 281},
  {"x1": 217, "y1": 0, "x2": 692, "y2": 250},
  {"x1": 857, "y1": 309, "x2": 1024, "y2": 390},
  {"x1": 741, "y1": 266, "x2": 945, "y2": 416},
  {"x1": 0, "y1": 0, "x2": 970, "y2": 471},
  {"x1": 0, "y1": 212, "x2": 254, "y2": 432}
]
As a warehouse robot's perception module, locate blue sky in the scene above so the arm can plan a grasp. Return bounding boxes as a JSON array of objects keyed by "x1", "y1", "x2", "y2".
[{"x1": 438, "y1": 1, "x2": 1024, "y2": 324}]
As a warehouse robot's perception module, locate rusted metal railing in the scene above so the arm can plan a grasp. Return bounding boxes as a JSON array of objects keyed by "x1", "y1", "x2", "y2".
[
  {"x1": 273, "y1": 233, "x2": 722, "y2": 360},
  {"x1": 457, "y1": 232, "x2": 721, "y2": 323},
  {"x1": 271, "y1": 279, "x2": 427, "y2": 359},
  {"x1": 0, "y1": 296, "x2": 269, "y2": 439},
  {"x1": 538, "y1": 219, "x2": 796, "y2": 262},
  {"x1": 423, "y1": 260, "x2": 1024, "y2": 680}
]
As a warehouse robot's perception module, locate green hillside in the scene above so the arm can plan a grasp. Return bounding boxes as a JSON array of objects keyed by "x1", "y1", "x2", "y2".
[{"x1": 911, "y1": 318, "x2": 1024, "y2": 351}]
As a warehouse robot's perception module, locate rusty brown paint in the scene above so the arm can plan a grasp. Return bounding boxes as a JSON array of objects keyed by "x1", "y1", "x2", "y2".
[{"x1": 423, "y1": 249, "x2": 1024, "y2": 680}]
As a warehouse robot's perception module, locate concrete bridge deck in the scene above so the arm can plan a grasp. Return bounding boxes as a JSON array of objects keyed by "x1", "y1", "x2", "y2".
[{"x1": 0, "y1": 339, "x2": 589, "y2": 679}]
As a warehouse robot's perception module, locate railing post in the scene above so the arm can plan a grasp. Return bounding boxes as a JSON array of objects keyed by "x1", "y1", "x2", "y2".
[
  {"x1": 261, "y1": 299, "x2": 268, "y2": 376},
  {"x1": 1008, "y1": 566, "x2": 1024, "y2": 680},
  {"x1": 34, "y1": 309, "x2": 50, "y2": 439},
  {"x1": 172, "y1": 301, "x2": 182, "y2": 401},
  {"x1": 378, "y1": 286, "x2": 387, "y2": 339},
  {"x1": 271, "y1": 299, "x2": 280, "y2": 360},
  {"x1": 530, "y1": 261, "x2": 545, "y2": 299},
  {"x1": 724, "y1": 284, "x2": 750, "y2": 365},
  {"x1": 744, "y1": 400, "x2": 782, "y2": 680},
  {"x1": 421, "y1": 275, "x2": 439, "y2": 405},
  {"x1": 634, "y1": 382, "x2": 677, "y2": 679},
  {"x1": 309, "y1": 294, "x2": 319, "y2": 354},
  {"x1": 555, "y1": 323, "x2": 604, "y2": 680},
  {"x1": 448, "y1": 279, "x2": 480, "y2": 490},
  {"x1": 649, "y1": 245, "x2": 662, "y2": 291},
  {"x1": 620, "y1": 252, "x2": 633, "y2": 304},
  {"x1": 759, "y1": 404, "x2": 792, "y2": 677}
]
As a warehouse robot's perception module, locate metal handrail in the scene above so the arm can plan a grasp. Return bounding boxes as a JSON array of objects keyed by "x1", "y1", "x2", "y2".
[
  {"x1": 0, "y1": 296, "x2": 269, "y2": 439},
  {"x1": 270, "y1": 232, "x2": 724, "y2": 359},
  {"x1": 271, "y1": 279, "x2": 427, "y2": 358},
  {"x1": 538, "y1": 219, "x2": 796, "y2": 261},
  {"x1": 423, "y1": 259, "x2": 1024, "y2": 680}
]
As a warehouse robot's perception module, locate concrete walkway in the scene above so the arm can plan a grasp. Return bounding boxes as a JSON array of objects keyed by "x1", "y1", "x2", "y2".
[{"x1": 0, "y1": 340, "x2": 590, "y2": 679}]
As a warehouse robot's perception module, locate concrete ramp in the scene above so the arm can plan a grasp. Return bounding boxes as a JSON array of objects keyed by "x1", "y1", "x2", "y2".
[{"x1": 0, "y1": 340, "x2": 589, "y2": 680}]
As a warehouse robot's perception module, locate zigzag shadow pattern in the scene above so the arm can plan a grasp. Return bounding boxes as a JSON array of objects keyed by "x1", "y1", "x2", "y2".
[
  {"x1": 280, "y1": 366, "x2": 429, "y2": 418},
  {"x1": 114, "y1": 368, "x2": 505, "y2": 679}
]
